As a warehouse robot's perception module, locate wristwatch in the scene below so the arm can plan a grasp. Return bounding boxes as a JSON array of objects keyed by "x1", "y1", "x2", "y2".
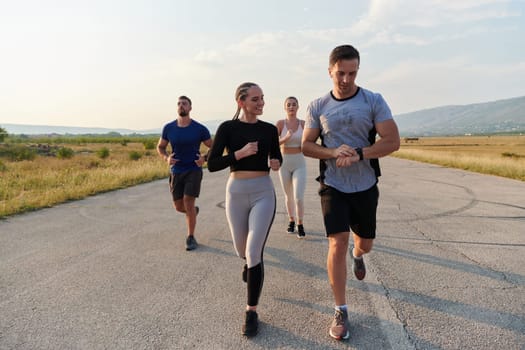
[{"x1": 355, "y1": 147, "x2": 364, "y2": 160}]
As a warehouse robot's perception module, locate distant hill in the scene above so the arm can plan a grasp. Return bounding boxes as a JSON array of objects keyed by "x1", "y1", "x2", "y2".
[
  {"x1": 0, "y1": 120, "x2": 223, "y2": 136},
  {"x1": 0, "y1": 124, "x2": 157, "y2": 136},
  {"x1": 3, "y1": 96, "x2": 524, "y2": 137},
  {"x1": 395, "y1": 96, "x2": 525, "y2": 136}
]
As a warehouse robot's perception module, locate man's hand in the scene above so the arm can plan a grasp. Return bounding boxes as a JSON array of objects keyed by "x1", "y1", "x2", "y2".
[
  {"x1": 334, "y1": 146, "x2": 359, "y2": 168},
  {"x1": 166, "y1": 153, "x2": 178, "y2": 166},
  {"x1": 335, "y1": 154, "x2": 359, "y2": 167},
  {"x1": 195, "y1": 153, "x2": 206, "y2": 167},
  {"x1": 332, "y1": 144, "x2": 356, "y2": 159}
]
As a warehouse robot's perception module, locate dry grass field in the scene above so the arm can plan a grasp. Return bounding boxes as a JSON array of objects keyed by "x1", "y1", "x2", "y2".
[
  {"x1": 1, "y1": 135, "x2": 523, "y2": 218},
  {"x1": 393, "y1": 135, "x2": 525, "y2": 181},
  {"x1": 0, "y1": 140, "x2": 169, "y2": 218}
]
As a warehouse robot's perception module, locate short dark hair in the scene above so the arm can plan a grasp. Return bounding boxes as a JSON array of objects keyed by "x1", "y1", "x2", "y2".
[
  {"x1": 329, "y1": 45, "x2": 360, "y2": 67},
  {"x1": 178, "y1": 95, "x2": 192, "y2": 106}
]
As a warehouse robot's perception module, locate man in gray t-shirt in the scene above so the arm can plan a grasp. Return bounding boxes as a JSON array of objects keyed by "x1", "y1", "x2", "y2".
[{"x1": 302, "y1": 44, "x2": 400, "y2": 341}]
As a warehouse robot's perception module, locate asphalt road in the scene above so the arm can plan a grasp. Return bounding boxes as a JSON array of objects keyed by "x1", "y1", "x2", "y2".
[{"x1": 1, "y1": 157, "x2": 524, "y2": 350}]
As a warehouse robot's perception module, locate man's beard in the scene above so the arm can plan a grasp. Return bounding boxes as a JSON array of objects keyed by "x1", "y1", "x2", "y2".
[{"x1": 178, "y1": 110, "x2": 189, "y2": 117}]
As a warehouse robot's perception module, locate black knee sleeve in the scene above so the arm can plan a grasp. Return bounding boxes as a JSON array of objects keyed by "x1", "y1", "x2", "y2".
[{"x1": 247, "y1": 263, "x2": 264, "y2": 307}]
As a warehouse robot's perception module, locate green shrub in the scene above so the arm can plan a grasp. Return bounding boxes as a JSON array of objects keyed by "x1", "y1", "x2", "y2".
[
  {"x1": 501, "y1": 152, "x2": 523, "y2": 159},
  {"x1": 0, "y1": 126, "x2": 7, "y2": 142},
  {"x1": 96, "y1": 147, "x2": 110, "y2": 159},
  {"x1": 0, "y1": 144, "x2": 36, "y2": 161},
  {"x1": 143, "y1": 140, "x2": 156, "y2": 150},
  {"x1": 129, "y1": 151, "x2": 142, "y2": 160},
  {"x1": 0, "y1": 159, "x2": 7, "y2": 171},
  {"x1": 56, "y1": 147, "x2": 75, "y2": 159}
]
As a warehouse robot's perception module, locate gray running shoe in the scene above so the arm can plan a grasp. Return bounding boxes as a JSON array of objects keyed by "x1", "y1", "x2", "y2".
[
  {"x1": 185, "y1": 235, "x2": 198, "y2": 251},
  {"x1": 352, "y1": 253, "x2": 366, "y2": 280},
  {"x1": 329, "y1": 309, "x2": 350, "y2": 340}
]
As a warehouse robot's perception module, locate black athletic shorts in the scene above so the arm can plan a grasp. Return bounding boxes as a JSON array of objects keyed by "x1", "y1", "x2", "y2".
[
  {"x1": 169, "y1": 169, "x2": 203, "y2": 201},
  {"x1": 318, "y1": 182, "x2": 379, "y2": 238}
]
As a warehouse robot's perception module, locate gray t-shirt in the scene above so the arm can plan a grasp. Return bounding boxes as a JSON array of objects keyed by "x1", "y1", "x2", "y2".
[{"x1": 305, "y1": 87, "x2": 393, "y2": 193}]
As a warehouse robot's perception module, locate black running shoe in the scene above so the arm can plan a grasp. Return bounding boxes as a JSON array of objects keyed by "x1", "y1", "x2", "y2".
[
  {"x1": 242, "y1": 310, "x2": 258, "y2": 337},
  {"x1": 185, "y1": 235, "x2": 198, "y2": 251},
  {"x1": 287, "y1": 221, "x2": 295, "y2": 234},
  {"x1": 297, "y1": 224, "x2": 305, "y2": 238}
]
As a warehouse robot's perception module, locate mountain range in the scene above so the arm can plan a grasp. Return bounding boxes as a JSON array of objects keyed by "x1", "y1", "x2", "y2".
[
  {"x1": 2, "y1": 96, "x2": 524, "y2": 137},
  {"x1": 395, "y1": 95, "x2": 525, "y2": 136}
]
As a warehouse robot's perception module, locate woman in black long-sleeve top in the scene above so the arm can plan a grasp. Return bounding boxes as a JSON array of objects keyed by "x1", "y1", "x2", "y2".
[{"x1": 207, "y1": 82, "x2": 282, "y2": 337}]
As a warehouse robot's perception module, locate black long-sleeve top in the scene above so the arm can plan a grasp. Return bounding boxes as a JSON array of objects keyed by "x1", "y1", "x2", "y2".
[{"x1": 207, "y1": 119, "x2": 283, "y2": 173}]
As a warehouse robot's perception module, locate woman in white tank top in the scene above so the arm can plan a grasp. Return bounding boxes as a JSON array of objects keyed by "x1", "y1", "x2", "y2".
[{"x1": 275, "y1": 96, "x2": 307, "y2": 238}]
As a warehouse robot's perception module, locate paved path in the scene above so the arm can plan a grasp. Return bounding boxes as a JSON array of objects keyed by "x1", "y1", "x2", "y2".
[{"x1": 1, "y1": 157, "x2": 524, "y2": 350}]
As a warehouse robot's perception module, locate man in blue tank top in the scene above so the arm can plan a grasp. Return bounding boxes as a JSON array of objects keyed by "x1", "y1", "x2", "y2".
[
  {"x1": 157, "y1": 96, "x2": 212, "y2": 251},
  {"x1": 302, "y1": 45, "x2": 400, "y2": 341}
]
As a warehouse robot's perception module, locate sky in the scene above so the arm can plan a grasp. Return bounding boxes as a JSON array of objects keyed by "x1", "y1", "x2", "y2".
[{"x1": 1, "y1": 0, "x2": 524, "y2": 131}]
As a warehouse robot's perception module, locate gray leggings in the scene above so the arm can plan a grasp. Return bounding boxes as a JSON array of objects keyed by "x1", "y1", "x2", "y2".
[
  {"x1": 278, "y1": 153, "x2": 306, "y2": 221},
  {"x1": 225, "y1": 175, "x2": 276, "y2": 268}
]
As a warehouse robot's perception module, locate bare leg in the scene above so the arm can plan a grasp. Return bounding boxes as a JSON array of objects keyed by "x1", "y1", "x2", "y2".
[
  {"x1": 173, "y1": 196, "x2": 198, "y2": 236},
  {"x1": 327, "y1": 232, "x2": 350, "y2": 306},
  {"x1": 183, "y1": 195, "x2": 197, "y2": 236},
  {"x1": 352, "y1": 233, "x2": 373, "y2": 257}
]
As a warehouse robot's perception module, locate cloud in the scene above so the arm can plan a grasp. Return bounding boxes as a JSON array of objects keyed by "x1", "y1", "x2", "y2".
[
  {"x1": 194, "y1": 50, "x2": 224, "y2": 66},
  {"x1": 350, "y1": 0, "x2": 519, "y2": 45}
]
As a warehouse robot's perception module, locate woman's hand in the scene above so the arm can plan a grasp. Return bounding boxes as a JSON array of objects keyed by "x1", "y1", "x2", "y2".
[
  {"x1": 235, "y1": 141, "x2": 258, "y2": 160},
  {"x1": 269, "y1": 158, "x2": 280, "y2": 171}
]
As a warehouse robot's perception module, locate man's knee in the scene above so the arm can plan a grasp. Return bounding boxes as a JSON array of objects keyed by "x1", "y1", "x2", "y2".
[
  {"x1": 329, "y1": 233, "x2": 350, "y2": 254},
  {"x1": 173, "y1": 201, "x2": 185, "y2": 212},
  {"x1": 354, "y1": 236, "x2": 374, "y2": 254}
]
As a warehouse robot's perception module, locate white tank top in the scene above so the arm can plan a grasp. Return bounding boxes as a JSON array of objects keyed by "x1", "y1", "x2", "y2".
[{"x1": 281, "y1": 121, "x2": 303, "y2": 148}]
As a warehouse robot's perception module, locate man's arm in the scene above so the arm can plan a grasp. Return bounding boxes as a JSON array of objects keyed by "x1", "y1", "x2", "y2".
[
  {"x1": 361, "y1": 119, "x2": 400, "y2": 159},
  {"x1": 156, "y1": 137, "x2": 171, "y2": 162},
  {"x1": 203, "y1": 138, "x2": 213, "y2": 150},
  {"x1": 197, "y1": 138, "x2": 213, "y2": 165},
  {"x1": 301, "y1": 127, "x2": 355, "y2": 160}
]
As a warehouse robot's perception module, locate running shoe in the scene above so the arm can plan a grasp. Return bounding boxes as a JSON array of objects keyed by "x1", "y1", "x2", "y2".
[
  {"x1": 329, "y1": 309, "x2": 350, "y2": 340},
  {"x1": 297, "y1": 224, "x2": 305, "y2": 238},
  {"x1": 352, "y1": 252, "x2": 366, "y2": 280},
  {"x1": 185, "y1": 235, "x2": 198, "y2": 251},
  {"x1": 287, "y1": 221, "x2": 295, "y2": 234},
  {"x1": 242, "y1": 310, "x2": 258, "y2": 337}
]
